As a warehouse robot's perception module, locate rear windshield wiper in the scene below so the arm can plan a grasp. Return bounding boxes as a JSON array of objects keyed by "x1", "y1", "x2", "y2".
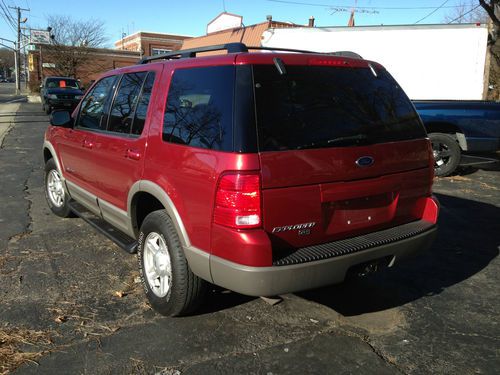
[{"x1": 296, "y1": 134, "x2": 369, "y2": 150}]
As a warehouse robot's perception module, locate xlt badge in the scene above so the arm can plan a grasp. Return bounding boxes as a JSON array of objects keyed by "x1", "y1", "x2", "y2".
[{"x1": 272, "y1": 222, "x2": 316, "y2": 234}]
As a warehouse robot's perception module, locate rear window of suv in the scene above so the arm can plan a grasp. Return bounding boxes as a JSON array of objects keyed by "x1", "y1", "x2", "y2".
[{"x1": 253, "y1": 65, "x2": 426, "y2": 151}]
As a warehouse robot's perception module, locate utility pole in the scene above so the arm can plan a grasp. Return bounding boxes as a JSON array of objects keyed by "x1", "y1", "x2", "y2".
[{"x1": 9, "y1": 5, "x2": 29, "y2": 93}]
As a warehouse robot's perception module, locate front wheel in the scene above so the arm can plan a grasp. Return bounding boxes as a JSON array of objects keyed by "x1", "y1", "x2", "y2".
[
  {"x1": 137, "y1": 210, "x2": 207, "y2": 316},
  {"x1": 429, "y1": 133, "x2": 461, "y2": 177},
  {"x1": 44, "y1": 159, "x2": 73, "y2": 217}
]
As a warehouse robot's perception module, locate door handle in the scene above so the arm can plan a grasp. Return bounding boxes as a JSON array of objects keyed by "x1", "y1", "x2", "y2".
[
  {"x1": 82, "y1": 139, "x2": 94, "y2": 149},
  {"x1": 126, "y1": 149, "x2": 141, "y2": 160}
]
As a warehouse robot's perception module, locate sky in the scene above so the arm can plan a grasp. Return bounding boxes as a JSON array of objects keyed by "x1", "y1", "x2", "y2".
[{"x1": 0, "y1": 0, "x2": 484, "y2": 48}]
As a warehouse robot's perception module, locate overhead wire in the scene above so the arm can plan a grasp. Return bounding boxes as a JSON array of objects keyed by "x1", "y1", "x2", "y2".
[
  {"x1": 266, "y1": 0, "x2": 466, "y2": 10},
  {"x1": 414, "y1": 0, "x2": 451, "y2": 24},
  {"x1": 446, "y1": 4, "x2": 482, "y2": 24},
  {"x1": 0, "y1": 0, "x2": 17, "y2": 33}
]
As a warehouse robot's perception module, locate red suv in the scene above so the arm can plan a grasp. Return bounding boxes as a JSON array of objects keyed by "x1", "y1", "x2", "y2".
[{"x1": 43, "y1": 43, "x2": 438, "y2": 316}]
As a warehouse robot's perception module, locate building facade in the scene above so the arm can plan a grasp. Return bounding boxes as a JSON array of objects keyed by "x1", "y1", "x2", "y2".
[
  {"x1": 114, "y1": 31, "x2": 192, "y2": 57},
  {"x1": 28, "y1": 45, "x2": 140, "y2": 91}
]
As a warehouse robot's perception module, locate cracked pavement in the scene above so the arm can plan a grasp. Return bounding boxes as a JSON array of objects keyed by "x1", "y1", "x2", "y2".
[{"x1": 0, "y1": 102, "x2": 499, "y2": 374}]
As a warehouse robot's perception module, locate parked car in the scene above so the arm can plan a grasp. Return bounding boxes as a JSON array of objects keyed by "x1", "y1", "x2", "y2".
[
  {"x1": 43, "y1": 43, "x2": 439, "y2": 316},
  {"x1": 414, "y1": 100, "x2": 500, "y2": 176},
  {"x1": 40, "y1": 76, "x2": 84, "y2": 114}
]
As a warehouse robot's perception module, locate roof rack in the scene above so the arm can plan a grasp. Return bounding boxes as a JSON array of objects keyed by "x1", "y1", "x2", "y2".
[
  {"x1": 138, "y1": 43, "x2": 248, "y2": 64},
  {"x1": 247, "y1": 46, "x2": 362, "y2": 59},
  {"x1": 137, "y1": 42, "x2": 362, "y2": 64}
]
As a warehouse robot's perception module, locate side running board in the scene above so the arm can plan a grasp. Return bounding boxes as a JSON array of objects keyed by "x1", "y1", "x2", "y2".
[{"x1": 69, "y1": 201, "x2": 137, "y2": 254}]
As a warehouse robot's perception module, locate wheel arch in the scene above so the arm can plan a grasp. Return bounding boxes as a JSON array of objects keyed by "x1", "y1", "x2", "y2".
[
  {"x1": 424, "y1": 122, "x2": 467, "y2": 151},
  {"x1": 42, "y1": 141, "x2": 66, "y2": 177},
  {"x1": 128, "y1": 180, "x2": 191, "y2": 247}
]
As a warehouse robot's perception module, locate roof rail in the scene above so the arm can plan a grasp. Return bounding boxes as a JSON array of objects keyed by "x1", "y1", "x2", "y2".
[
  {"x1": 246, "y1": 46, "x2": 316, "y2": 54},
  {"x1": 137, "y1": 43, "x2": 363, "y2": 64},
  {"x1": 138, "y1": 42, "x2": 248, "y2": 64},
  {"x1": 329, "y1": 51, "x2": 363, "y2": 59},
  {"x1": 247, "y1": 46, "x2": 362, "y2": 59}
]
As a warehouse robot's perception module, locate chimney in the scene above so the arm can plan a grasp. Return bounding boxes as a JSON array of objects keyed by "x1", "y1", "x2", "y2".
[
  {"x1": 308, "y1": 16, "x2": 315, "y2": 27},
  {"x1": 266, "y1": 15, "x2": 272, "y2": 28}
]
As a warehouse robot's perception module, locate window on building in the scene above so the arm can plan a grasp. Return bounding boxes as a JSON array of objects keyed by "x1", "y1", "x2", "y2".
[
  {"x1": 131, "y1": 72, "x2": 156, "y2": 136},
  {"x1": 108, "y1": 72, "x2": 147, "y2": 134},
  {"x1": 77, "y1": 76, "x2": 118, "y2": 130},
  {"x1": 151, "y1": 48, "x2": 171, "y2": 56},
  {"x1": 163, "y1": 66, "x2": 234, "y2": 151}
]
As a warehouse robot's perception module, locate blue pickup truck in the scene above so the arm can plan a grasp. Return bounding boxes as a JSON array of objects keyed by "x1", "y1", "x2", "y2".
[{"x1": 413, "y1": 100, "x2": 500, "y2": 176}]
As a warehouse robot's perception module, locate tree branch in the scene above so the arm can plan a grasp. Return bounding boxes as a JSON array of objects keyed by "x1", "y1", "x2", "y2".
[{"x1": 479, "y1": 0, "x2": 500, "y2": 26}]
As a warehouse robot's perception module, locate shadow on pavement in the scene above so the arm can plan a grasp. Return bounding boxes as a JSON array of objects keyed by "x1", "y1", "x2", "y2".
[
  {"x1": 456, "y1": 152, "x2": 500, "y2": 176},
  {"x1": 197, "y1": 288, "x2": 256, "y2": 315},
  {"x1": 298, "y1": 193, "x2": 499, "y2": 316}
]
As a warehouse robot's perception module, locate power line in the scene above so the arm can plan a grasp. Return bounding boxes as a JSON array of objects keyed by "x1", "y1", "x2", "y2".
[
  {"x1": 447, "y1": 4, "x2": 482, "y2": 24},
  {"x1": 266, "y1": 0, "x2": 466, "y2": 10},
  {"x1": 0, "y1": 1, "x2": 17, "y2": 32},
  {"x1": 414, "y1": 0, "x2": 451, "y2": 24},
  {"x1": 0, "y1": 12, "x2": 16, "y2": 33}
]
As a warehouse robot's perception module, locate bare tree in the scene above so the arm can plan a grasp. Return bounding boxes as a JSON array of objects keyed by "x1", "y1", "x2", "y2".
[
  {"x1": 43, "y1": 15, "x2": 108, "y2": 77},
  {"x1": 478, "y1": 0, "x2": 500, "y2": 100},
  {"x1": 0, "y1": 48, "x2": 15, "y2": 77},
  {"x1": 479, "y1": 0, "x2": 499, "y2": 40},
  {"x1": 444, "y1": 0, "x2": 489, "y2": 23}
]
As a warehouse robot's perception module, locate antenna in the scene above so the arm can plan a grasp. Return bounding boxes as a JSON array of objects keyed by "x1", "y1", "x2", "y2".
[{"x1": 222, "y1": 0, "x2": 226, "y2": 12}]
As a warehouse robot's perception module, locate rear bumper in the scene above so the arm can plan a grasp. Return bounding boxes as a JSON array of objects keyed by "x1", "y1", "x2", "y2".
[{"x1": 207, "y1": 224, "x2": 437, "y2": 296}]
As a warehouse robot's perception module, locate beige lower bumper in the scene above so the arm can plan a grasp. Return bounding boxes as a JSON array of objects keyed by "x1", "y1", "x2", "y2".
[{"x1": 207, "y1": 227, "x2": 437, "y2": 297}]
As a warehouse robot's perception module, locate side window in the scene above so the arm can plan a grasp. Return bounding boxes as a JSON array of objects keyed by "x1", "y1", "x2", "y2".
[
  {"x1": 77, "y1": 76, "x2": 117, "y2": 130},
  {"x1": 131, "y1": 72, "x2": 156, "y2": 136},
  {"x1": 163, "y1": 66, "x2": 234, "y2": 151},
  {"x1": 108, "y1": 72, "x2": 147, "y2": 134}
]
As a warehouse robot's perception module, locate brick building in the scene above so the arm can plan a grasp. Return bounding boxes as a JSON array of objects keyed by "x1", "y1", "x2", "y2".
[
  {"x1": 27, "y1": 31, "x2": 190, "y2": 91},
  {"x1": 26, "y1": 15, "x2": 311, "y2": 92},
  {"x1": 114, "y1": 31, "x2": 192, "y2": 56},
  {"x1": 28, "y1": 45, "x2": 140, "y2": 91}
]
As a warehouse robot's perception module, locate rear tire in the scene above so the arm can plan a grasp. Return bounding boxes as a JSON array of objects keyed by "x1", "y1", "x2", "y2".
[
  {"x1": 137, "y1": 210, "x2": 207, "y2": 316},
  {"x1": 429, "y1": 133, "x2": 461, "y2": 177}
]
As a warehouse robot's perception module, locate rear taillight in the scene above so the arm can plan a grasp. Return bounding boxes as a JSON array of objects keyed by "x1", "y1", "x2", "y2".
[
  {"x1": 427, "y1": 140, "x2": 435, "y2": 182},
  {"x1": 214, "y1": 173, "x2": 261, "y2": 229}
]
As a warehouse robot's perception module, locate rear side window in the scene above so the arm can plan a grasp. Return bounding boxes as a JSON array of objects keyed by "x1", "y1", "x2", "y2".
[
  {"x1": 77, "y1": 76, "x2": 117, "y2": 130},
  {"x1": 108, "y1": 72, "x2": 147, "y2": 134},
  {"x1": 253, "y1": 65, "x2": 426, "y2": 151},
  {"x1": 163, "y1": 66, "x2": 234, "y2": 151},
  {"x1": 132, "y1": 72, "x2": 156, "y2": 136}
]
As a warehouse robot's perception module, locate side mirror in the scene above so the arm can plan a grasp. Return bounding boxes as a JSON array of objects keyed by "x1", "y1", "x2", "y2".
[{"x1": 50, "y1": 110, "x2": 74, "y2": 128}]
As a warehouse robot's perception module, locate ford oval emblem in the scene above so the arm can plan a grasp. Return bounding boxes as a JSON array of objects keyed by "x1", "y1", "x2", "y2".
[{"x1": 356, "y1": 156, "x2": 374, "y2": 167}]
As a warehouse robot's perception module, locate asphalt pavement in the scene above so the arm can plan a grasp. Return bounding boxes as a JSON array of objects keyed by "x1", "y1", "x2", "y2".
[{"x1": 0, "y1": 99, "x2": 499, "y2": 375}]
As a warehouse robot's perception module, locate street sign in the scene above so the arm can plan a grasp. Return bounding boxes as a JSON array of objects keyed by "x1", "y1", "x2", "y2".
[
  {"x1": 30, "y1": 29, "x2": 51, "y2": 44},
  {"x1": 26, "y1": 44, "x2": 36, "y2": 51},
  {"x1": 42, "y1": 63, "x2": 56, "y2": 68}
]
